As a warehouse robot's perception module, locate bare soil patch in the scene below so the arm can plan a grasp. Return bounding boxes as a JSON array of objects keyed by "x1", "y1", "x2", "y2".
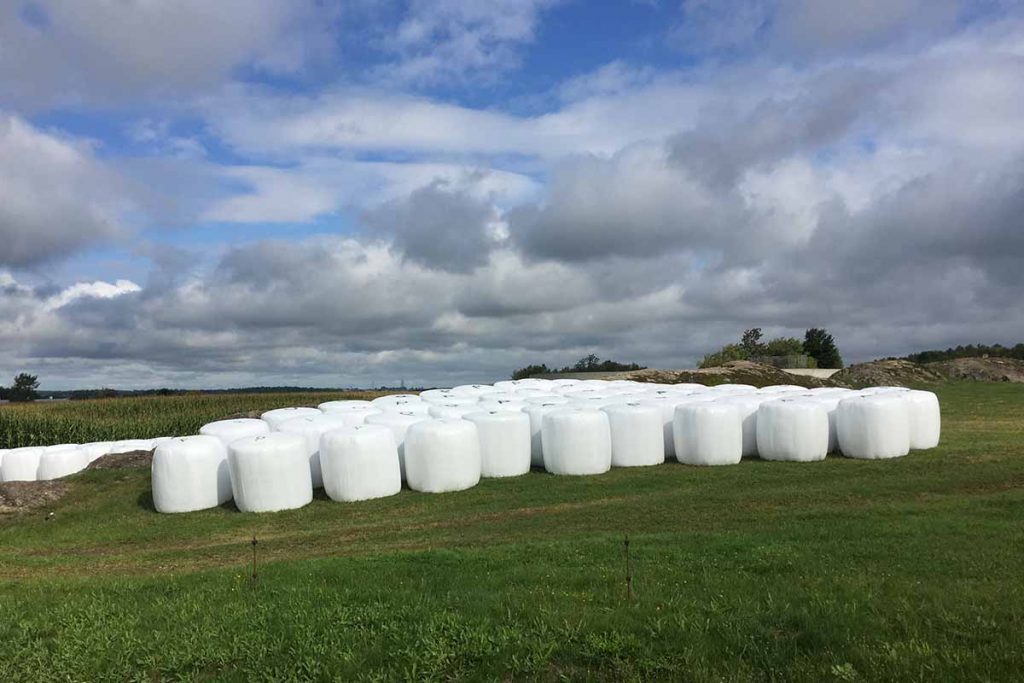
[
  {"x1": 0, "y1": 480, "x2": 70, "y2": 513},
  {"x1": 88, "y1": 450, "x2": 153, "y2": 470}
]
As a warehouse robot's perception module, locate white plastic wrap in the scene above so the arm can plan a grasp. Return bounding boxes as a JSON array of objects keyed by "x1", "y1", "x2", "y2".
[
  {"x1": 601, "y1": 403, "x2": 664, "y2": 467},
  {"x1": 370, "y1": 394, "x2": 423, "y2": 409},
  {"x1": 318, "y1": 399, "x2": 373, "y2": 411},
  {"x1": 109, "y1": 439, "x2": 155, "y2": 454},
  {"x1": 0, "y1": 449, "x2": 6, "y2": 481},
  {"x1": 717, "y1": 395, "x2": 770, "y2": 457},
  {"x1": 260, "y1": 407, "x2": 321, "y2": 431},
  {"x1": 524, "y1": 403, "x2": 569, "y2": 468},
  {"x1": 464, "y1": 410, "x2": 531, "y2": 478},
  {"x1": 476, "y1": 399, "x2": 527, "y2": 413},
  {"x1": 522, "y1": 395, "x2": 570, "y2": 406},
  {"x1": 319, "y1": 424, "x2": 402, "y2": 502},
  {"x1": 419, "y1": 391, "x2": 476, "y2": 406},
  {"x1": 329, "y1": 408, "x2": 383, "y2": 427},
  {"x1": 755, "y1": 399, "x2": 829, "y2": 462},
  {"x1": 836, "y1": 394, "x2": 911, "y2": 459},
  {"x1": 228, "y1": 433, "x2": 313, "y2": 512},
  {"x1": 905, "y1": 390, "x2": 941, "y2": 449},
  {"x1": 450, "y1": 384, "x2": 496, "y2": 397},
  {"x1": 673, "y1": 402, "x2": 742, "y2": 466},
  {"x1": 363, "y1": 411, "x2": 431, "y2": 480},
  {"x1": 276, "y1": 413, "x2": 351, "y2": 488},
  {"x1": 2, "y1": 447, "x2": 43, "y2": 482},
  {"x1": 640, "y1": 395, "x2": 715, "y2": 459},
  {"x1": 541, "y1": 409, "x2": 612, "y2": 475},
  {"x1": 404, "y1": 419, "x2": 482, "y2": 493},
  {"x1": 151, "y1": 435, "x2": 232, "y2": 513},
  {"x1": 43, "y1": 443, "x2": 79, "y2": 453},
  {"x1": 758, "y1": 385, "x2": 809, "y2": 394},
  {"x1": 428, "y1": 403, "x2": 480, "y2": 419},
  {"x1": 36, "y1": 447, "x2": 89, "y2": 480},
  {"x1": 199, "y1": 418, "x2": 271, "y2": 448},
  {"x1": 80, "y1": 442, "x2": 112, "y2": 462},
  {"x1": 707, "y1": 384, "x2": 758, "y2": 395},
  {"x1": 379, "y1": 399, "x2": 432, "y2": 416}
]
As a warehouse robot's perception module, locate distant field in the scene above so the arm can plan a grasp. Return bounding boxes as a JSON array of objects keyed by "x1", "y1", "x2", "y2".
[
  {"x1": 0, "y1": 391, "x2": 389, "y2": 448},
  {"x1": 0, "y1": 382, "x2": 1022, "y2": 680}
]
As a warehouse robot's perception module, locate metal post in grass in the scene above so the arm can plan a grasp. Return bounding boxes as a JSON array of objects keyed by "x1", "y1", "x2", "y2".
[{"x1": 624, "y1": 535, "x2": 633, "y2": 601}]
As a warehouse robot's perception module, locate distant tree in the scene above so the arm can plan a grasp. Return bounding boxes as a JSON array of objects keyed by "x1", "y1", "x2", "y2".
[
  {"x1": 740, "y1": 328, "x2": 765, "y2": 356},
  {"x1": 763, "y1": 337, "x2": 804, "y2": 357},
  {"x1": 512, "y1": 355, "x2": 646, "y2": 378},
  {"x1": 699, "y1": 344, "x2": 748, "y2": 369},
  {"x1": 512, "y1": 364, "x2": 552, "y2": 380},
  {"x1": 803, "y1": 328, "x2": 844, "y2": 368},
  {"x1": 573, "y1": 354, "x2": 602, "y2": 372},
  {"x1": 8, "y1": 373, "x2": 40, "y2": 402}
]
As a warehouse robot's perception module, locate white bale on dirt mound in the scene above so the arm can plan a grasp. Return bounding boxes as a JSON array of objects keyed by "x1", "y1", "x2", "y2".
[
  {"x1": 673, "y1": 402, "x2": 742, "y2": 466},
  {"x1": 640, "y1": 395, "x2": 715, "y2": 459},
  {"x1": 364, "y1": 411, "x2": 431, "y2": 480},
  {"x1": 541, "y1": 409, "x2": 612, "y2": 476},
  {"x1": 717, "y1": 395, "x2": 771, "y2": 457},
  {"x1": 151, "y1": 436, "x2": 232, "y2": 513},
  {"x1": 756, "y1": 399, "x2": 829, "y2": 462},
  {"x1": 464, "y1": 410, "x2": 531, "y2": 478},
  {"x1": 36, "y1": 447, "x2": 90, "y2": 480},
  {"x1": 319, "y1": 424, "x2": 401, "y2": 502},
  {"x1": 836, "y1": 394, "x2": 911, "y2": 459},
  {"x1": 404, "y1": 419, "x2": 481, "y2": 493},
  {"x1": 318, "y1": 399, "x2": 373, "y2": 412},
  {"x1": 601, "y1": 403, "x2": 664, "y2": 467},
  {"x1": 109, "y1": 439, "x2": 156, "y2": 454},
  {"x1": 2, "y1": 447, "x2": 43, "y2": 482},
  {"x1": 905, "y1": 390, "x2": 941, "y2": 449},
  {"x1": 428, "y1": 403, "x2": 479, "y2": 419},
  {"x1": 524, "y1": 402, "x2": 570, "y2": 467},
  {"x1": 261, "y1": 407, "x2": 321, "y2": 431},
  {"x1": 371, "y1": 394, "x2": 423, "y2": 409},
  {"x1": 199, "y1": 419, "x2": 271, "y2": 448},
  {"x1": 228, "y1": 433, "x2": 313, "y2": 512},
  {"x1": 276, "y1": 413, "x2": 351, "y2": 488}
]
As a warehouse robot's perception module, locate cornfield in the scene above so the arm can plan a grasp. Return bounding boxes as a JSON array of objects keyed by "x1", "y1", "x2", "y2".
[{"x1": 0, "y1": 392, "x2": 388, "y2": 448}]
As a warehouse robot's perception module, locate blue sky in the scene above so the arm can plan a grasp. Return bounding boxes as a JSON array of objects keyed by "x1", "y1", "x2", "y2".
[{"x1": 1, "y1": 0, "x2": 1023, "y2": 389}]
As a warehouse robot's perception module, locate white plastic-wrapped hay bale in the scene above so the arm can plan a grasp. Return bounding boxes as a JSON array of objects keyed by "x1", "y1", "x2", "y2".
[
  {"x1": 905, "y1": 390, "x2": 941, "y2": 449},
  {"x1": 318, "y1": 399, "x2": 373, "y2": 412},
  {"x1": 364, "y1": 411, "x2": 430, "y2": 479},
  {"x1": 670, "y1": 383, "x2": 710, "y2": 392},
  {"x1": 524, "y1": 402, "x2": 568, "y2": 468},
  {"x1": 319, "y1": 424, "x2": 401, "y2": 502},
  {"x1": 36, "y1": 447, "x2": 89, "y2": 480},
  {"x1": 717, "y1": 395, "x2": 770, "y2": 457},
  {"x1": 756, "y1": 399, "x2": 829, "y2": 462},
  {"x1": 200, "y1": 418, "x2": 272, "y2": 447},
  {"x1": 428, "y1": 403, "x2": 479, "y2": 419},
  {"x1": 326, "y1": 407, "x2": 383, "y2": 427},
  {"x1": 759, "y1": 385, "x2": 808, "y2": 394},
  {"x1": 228, "y1": 433, "x2": 313, "y2": 512},
  {"x1": 260, "y1": 407, "x2": 321, "y2": 431},
  {"x1": 379, "y1": 399, "x2": 432, "y2": 416},
  {"x1": 464, "y1": 410, "x2": 531, "y2": 478},
  {"x1": 0, "y1": 449, "x2": 6, "y2": 481},
  {"x1": 707, "y1": 384, "x2": 758, "y2": 395},
  {"x1": 371, "y1": 394, "x2": 422, "y2": 409},
  {"x1": 836, "y1": 394, "x2": 911, "y2": 459},
  {"x1": 601, "y1": 403, "x2": 664, "y2": 467},
  {"x1": 522, "y1": 395, "x2": 570, "y2": 406},
  {"x1": 449, "y1": 384, "x2": 495, "y2": 397},
  {"x1": 673, "y1": 402, "x2": 742, "y2": 466},
  {"x1": 276, "y1": 413, "x2": 351, "y2": 488},
  {"x1": 477, "y1": 399, "x2": 527, "y2": 413},
  {"x1": 2, "y1": 447, "x2": 43, "y2": 482},
  {"x1": 151, "y1": 436, "x2": 232, "y2": 513},
  {"x1": 418, "y1": 391, "x2": 476, "y2": 406},
  {"x1": 541, "y1": 409, "x2": 612, "y2": 476},
  {"x1": 109, "y1": 439, "x2": 155, "y2": 454},
  {"x1": 43, "y1": 443, "x2": 79, "y2": 453},
  {"x1": 640, "y1": 395, "x2": 715, "y2": 459},
  {"x1": 404, "y1": 419, "x2": 481, "y2": 493}
]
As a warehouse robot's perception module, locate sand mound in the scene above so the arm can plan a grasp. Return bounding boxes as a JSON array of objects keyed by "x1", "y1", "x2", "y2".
[{"x1": 926, "y1": 357, "x2": 1024, "y2": 382}]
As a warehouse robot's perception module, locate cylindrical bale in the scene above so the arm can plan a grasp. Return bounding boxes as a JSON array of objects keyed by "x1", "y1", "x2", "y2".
[
  {"x1": 36, "y1": 447, "x2": 89, "y2": 480},
  {"x1": 328, "y1": 407, "x2": 383, "y2": 427},
  {"x1": 260, "y1": 407, "x2": 321, "y2": 431},
  {"x1": 228, "y1": 433, "x2": 313, "y2": 512},
  {"x1": 758, "y1": 385, "x2": 809, "y2": 394},
  {"x1": 364, "y1": 411, "x2": 431, "y2": 480},
  {"x1": 755, "y1": 399, "x2": 829, "y2": 462},
  {"x1": 370, "y1": 394, "x2": 424, "y2": 409},
  {"x1": 836, "y1": 394, "x2": 911, "y2": 459},
  {"x1": 541, "y1": 409, "x2": 612, "y2": 476},
  {"x1": 601, "y1": 403, "x2": 664, "y2": 467},
  {"x1": 791, "y1": 393, "x2": 843, "y2": 453},
  {"x1": 522, "y1": 395, "x2": 570, "y2": 406},
  {"x1": 318, "y1": 399, "x2": 373, "y2": 412},
  {"x1": 378, "y1": 399, "x2": 432, "y2": 416},
  {"x1": 707, "y1": 384, "x2": 758, "y2": 396},
  {"x1": 673, "y1": 402, "x2": 743, "y2": 466},
  {"x1": 43, "y1": 443, "x2": 79, "y2": 453},
  {"x1": 276, "y1": 413, "x2": 351, "y2": 488},
  {"x1": 640, "y1": 395, "x2": 715, "y2": 459},
  {"x1": 404, "y1": 419, "x2": 482, "y2": 493},
  {"x1": 151, "y1": 435, "x2": 232, "y2": 513},
  {"x1": 476, "y1": 399, "x2": 527, "y2": 413},
  {"x1": 464, "y1": 410, "x2": 531, "y2": 478},
  {"x1": 428, "y1": 403, "x2": 479, "y2": 419},
  {"x1": 449, "y1": 384, "x2": 495, "y2": 398},
  {"x1": 109, "y1": 439, "x2": 155, "y2": 454},
  {"x1": 419, "y1": 391, "x2": 476, "y2": 406},
  {"x1": 0, "y1": 449, "x2": 6, "y2": 481},
  {"x1": 199, "y1": 418, "x2": 271, "y2": 448},
  {"x1": 524, "y1": 403, "x2": 569, "y2": 468},
  {"x1": 717, "y1": 395, "x2": 770, "y2": 457},
  {"x1": 2, "y1": 447, "x2": 43, "y2": 482},
  {"x1": 319, "y1": 424, "x2": 401, "y2": 502},
  {"x1": 905, "y1": 390, "x2": 941, "y2": 449}
]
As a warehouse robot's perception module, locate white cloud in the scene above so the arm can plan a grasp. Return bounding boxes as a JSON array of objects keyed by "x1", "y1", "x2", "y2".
[{"x1": 44, "y1": 279, "x2": 141, "y2": 311}]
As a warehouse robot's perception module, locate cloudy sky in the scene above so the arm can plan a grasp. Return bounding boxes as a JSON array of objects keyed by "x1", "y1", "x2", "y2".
[{"x1": 2, "y1": 0, "x2": 1022, "y2": 389}]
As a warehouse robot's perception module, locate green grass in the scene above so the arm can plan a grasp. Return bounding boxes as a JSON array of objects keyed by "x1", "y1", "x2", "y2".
[{"x1": 1, "y1": 382, "x2": 1022, "y2": 681}]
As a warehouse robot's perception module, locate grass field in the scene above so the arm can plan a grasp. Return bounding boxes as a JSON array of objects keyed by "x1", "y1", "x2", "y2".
[{"x1": 1, "y1": 382, "x2": 1022, "y2": 681}]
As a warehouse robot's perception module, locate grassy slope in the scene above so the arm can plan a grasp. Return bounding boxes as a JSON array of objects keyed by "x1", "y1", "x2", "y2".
[{"x1": 0, "y1": 383, "x2": 1022, "y2": 681}]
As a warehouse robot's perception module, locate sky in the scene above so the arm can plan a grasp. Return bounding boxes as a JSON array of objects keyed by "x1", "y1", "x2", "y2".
[{"x1": 1, "y1": 0, "x2": 1023, "y2": 389}]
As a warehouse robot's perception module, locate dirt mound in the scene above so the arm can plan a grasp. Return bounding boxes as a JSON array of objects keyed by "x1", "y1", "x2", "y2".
[
  {"x1": 927, "y1": 357, "x2": 1024, "y2": 382},
  {"x1": 87, "y1": 450, "x2": 153, "y2": 470},
  {"x1": 626, "y1": 361, "x2": 830, "y2": 388},
  {"x1": 831, "y1": 359, "x2": 944, "y2": 388},
  {"x1": 0, "y1": 480, "x2": 70, "y2": 513}
]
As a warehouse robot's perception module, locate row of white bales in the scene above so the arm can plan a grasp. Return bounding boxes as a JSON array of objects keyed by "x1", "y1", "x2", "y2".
[{"x1": 0, "y1": 378, "x2": 941, "y2": 513}]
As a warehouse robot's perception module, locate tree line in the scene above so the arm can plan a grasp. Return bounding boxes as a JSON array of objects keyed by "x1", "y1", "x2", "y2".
[
  {"x1": 904, "y1": 343, "x2": 1024, "y2": 364},
  {"x1": 512, "y1": 354, "x2": 646, "y2": 380}
]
